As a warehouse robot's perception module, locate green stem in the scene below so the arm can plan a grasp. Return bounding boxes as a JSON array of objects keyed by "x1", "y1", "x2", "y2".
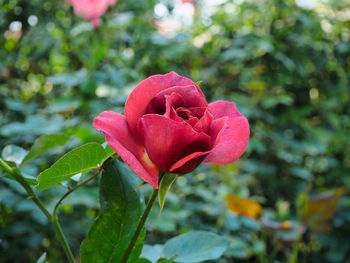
[
  {"x1": 53, "y1": 169, "x2": 102, "y2": 218},
  {"x1": 51, "y1": 156, "x2": 116, "y2": 262},
  {"x1": 289, "y1": 243, "x2": 299, "y2": 263},
  {"x1": 121, "y1": 188, "x2": 159, "y2": 263},
  {"x1": 0, "y1": 158, "x2": 51, "y2": 219},
  {"x1": 0, "y1": 158, "x2": 75, "y2": 263},
  {"x1": 52, "y1": 215, "x2": 75, "y2": 263},
  {"x1": 0, "y1": 158, "x2": 15, "y2": 174},
  {"x1": 49, "y1": 169, "x2": 102, "y2": 263}
]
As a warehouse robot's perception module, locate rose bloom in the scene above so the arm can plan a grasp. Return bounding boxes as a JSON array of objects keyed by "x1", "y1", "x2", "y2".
[
  {"x1": 66, "y1": 0, "x2": 117, "y2": 27},
  {"x1": 94, "y1": 72, "x2": 249, "y2": 188}
]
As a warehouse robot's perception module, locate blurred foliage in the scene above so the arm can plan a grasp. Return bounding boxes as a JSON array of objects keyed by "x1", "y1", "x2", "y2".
[{"x1": 1, "y1": 0, "x2": 350, "y2": 262}]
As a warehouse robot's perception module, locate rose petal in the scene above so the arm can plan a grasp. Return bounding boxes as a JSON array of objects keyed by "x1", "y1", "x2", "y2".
[
  {"x1": 204, "y1": 101, "x2": 250, "y2": 164},
  {"x1": 193, "y1": 108, "x2": 213, "y2": 133},
  {"x1": 206, "y1": 117, "x2": 227, "y2": 148},
  {"x1": 164, "y1": 93, "x2": 184, "y2": 120},
  {"x1": 93, "y1": 111, "x2": 159, "y2": 188},
  {"x1": 138, "y1": 114, "x2": 211, "y2": 172},
  {"x1": 187, "y1": 107, "x2": 206, "y2": 118},
  {"x1": 146, "y1": 85, "x2": 207, "y2": 115},
  {"x1": 176, "y1": 107, "x2": 194, "y2": 119},
  {"x1": 169, "y1": 110, "x2": 214, "y2": 173},
  {"x1": 187, "y1": 117, "x2": 199, "y2": 127},
  {"x1": 126, "y1": 72, "x2": 196, "y2": 138},
  {"x1": 170, "y1": 151, "x2": 209, "y2": 174}
]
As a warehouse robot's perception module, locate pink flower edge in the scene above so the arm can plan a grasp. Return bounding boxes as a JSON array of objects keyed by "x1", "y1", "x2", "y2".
[{"x1": 93, "y1": 111, "x2": 159, "y2": 188}]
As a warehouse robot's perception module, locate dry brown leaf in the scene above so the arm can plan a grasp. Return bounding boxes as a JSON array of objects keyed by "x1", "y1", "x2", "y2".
[
  {"x1": 303, "y1": 188, "x2": 345, "y2": 233},
  {"x1": 226, "y1": 193, "x2": 263, "y2": 219}
]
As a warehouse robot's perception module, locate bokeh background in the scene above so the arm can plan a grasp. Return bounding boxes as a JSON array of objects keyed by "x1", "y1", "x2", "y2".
[{"x1": 1, "y1": 0, "x2": 350, "y2": 262}]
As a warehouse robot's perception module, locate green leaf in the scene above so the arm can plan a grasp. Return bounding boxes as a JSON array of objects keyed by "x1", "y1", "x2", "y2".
[
  {"x1": 158, "y1": 173, "x2": 178, "y2": 212},
  {"x1": 103, "y1": 144, "x2": 115, "y2": 159},
  {"x1": 195, "y1": 80, "x2": 202, "y2": 87},
  {"x1": 36, "y1": 252, "x2": 47, "y2": 263},
  {"x1": 80, "y1": 159, "x2": 145, "y2": 263},
  {"x1": 2, "y1": 145, "x2": 27, "y2": 166},
  {"x1": 163, "y1": 231, "x2": 229, "y2": 263},
  {"x1": 36, "y1": 143, "x2": 110, "y2": 190},
  {"x1": 21, "y1": 134, "x2": 70, "y2": 165}
]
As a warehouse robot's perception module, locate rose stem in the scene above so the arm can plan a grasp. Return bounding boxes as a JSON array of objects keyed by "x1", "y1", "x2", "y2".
[
  {"x1": 0, "y1": 158, "x2": 76, "y2": 263},
  {"x1": 120, "y1": 172, "x2": 165, "y2": 263}
]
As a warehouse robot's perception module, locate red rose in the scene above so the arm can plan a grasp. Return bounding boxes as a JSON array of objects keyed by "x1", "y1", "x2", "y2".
[{"x1": 93, "y1": 72, "x2": 249, "y2": 188}]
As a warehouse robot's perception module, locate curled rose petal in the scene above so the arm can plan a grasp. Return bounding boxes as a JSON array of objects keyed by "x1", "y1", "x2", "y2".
[
  {"x1": 93, "y1": 111, "x2": 159, "y2": 188},
  {"x1": 204, "y1": 101, "x2": 250, "y2": 165},
  {"x1": 146, "y1": 85, "x2": 207, "y2": 115},
  {"x1": 163, "y1": 93, "x2": 184, "y2": 120},
  {"x1": 125, "y1": 72, "x2": 198, "y2": 138},
  {"x1": 193, "y1": 108, "x2": 213, "y2": 133},
  {"x1": 138, "y1": 114, "x2": 211, "y2": 172}
]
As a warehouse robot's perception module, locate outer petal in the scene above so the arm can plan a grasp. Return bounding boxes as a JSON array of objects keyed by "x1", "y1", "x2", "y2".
[
  {"x1": 93, "y1": 111, "x2": 159, "y2": 188},
  {"x1": 125, "y1": 72, "x2": 197, "y2": 138},
  {"x1": 138, "y1": 114, "x2": 210, "y2": 172},
  {"x1": 170, "y1": 151, "x2": 209, "y2": 174},
  {"x1": 204, "y1": 101, "x2": 250, "y2": 165}
]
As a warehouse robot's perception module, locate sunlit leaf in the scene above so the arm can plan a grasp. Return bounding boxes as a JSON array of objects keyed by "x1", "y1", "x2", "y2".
[
  {"x1": 36, "y1": 143, "x2": 110, "y2": 190},
  {"x1": 80, "y1": 159, "x2": 145, "y2": 263},
  {"x1": 21, "y1": 134, "x2": 70, "y2": 165},
  {"x1": 226, "y1": 193, "x2": 263, "y2": 219}
]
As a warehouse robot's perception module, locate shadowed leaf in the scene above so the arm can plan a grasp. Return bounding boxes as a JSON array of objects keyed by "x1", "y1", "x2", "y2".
[{"x1": 80, "y1": 159, "x2": 145, "y2": 263}]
